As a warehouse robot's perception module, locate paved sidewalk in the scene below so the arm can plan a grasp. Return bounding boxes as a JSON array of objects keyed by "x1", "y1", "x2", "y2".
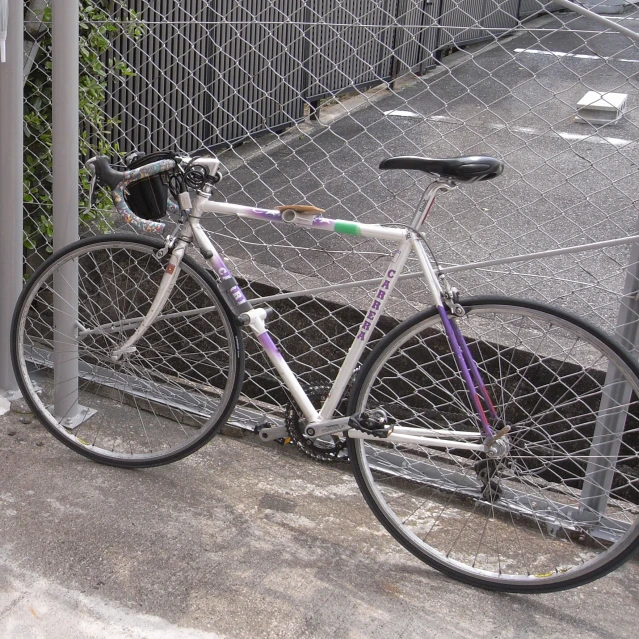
[{"x1": 1, "y1": 402, "x2": 638, "y2": 639}]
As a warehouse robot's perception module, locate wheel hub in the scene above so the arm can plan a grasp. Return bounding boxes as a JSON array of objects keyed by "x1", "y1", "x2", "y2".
[{"x1": 486, "y1": 436, "x2": 510, "y2": 459}]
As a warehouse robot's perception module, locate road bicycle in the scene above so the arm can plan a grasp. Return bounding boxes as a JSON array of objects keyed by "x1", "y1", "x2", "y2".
[{"x1": 11, "y1": 151, "x2": 639, "y2": 593}]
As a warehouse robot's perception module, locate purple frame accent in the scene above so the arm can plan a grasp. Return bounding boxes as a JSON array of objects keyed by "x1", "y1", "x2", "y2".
[
  {"x1": 310, "y1": 217, "x2": 336, "y2": 232},
  {"x1": 223, "y1": 206, "x2": 345, "y2": 235},
  {"x1": 437, "y1": 306, "x2": 494, "y2": 437},
  {"x1": 258, "y1": 331, "x2": 282, "y2": 358},
  {"x1": 242, "y1": 208, "x2": 338, "y2": 232},
  {"x1": 202, "y1": 243, "x2": 250, "y2": 310},
  {"x1": 449, "y1": 319, "x2": 499, "y2": 422},
  {"x1": 243, "y1": 207, "x2": 282, "y2": 223}
]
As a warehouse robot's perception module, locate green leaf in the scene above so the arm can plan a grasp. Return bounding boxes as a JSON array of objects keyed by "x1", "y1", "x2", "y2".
[{"x1": 24, "y1": 0, "x2": 143, "y2": 251}]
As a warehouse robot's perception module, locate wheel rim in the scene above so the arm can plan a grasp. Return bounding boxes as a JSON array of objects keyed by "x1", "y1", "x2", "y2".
[
  {"x1": 351, "y1": 300, "x2": 639, "y2": 589},
  {"x1": 14, "y1": 238, "x2": 240, "y2": 465}
]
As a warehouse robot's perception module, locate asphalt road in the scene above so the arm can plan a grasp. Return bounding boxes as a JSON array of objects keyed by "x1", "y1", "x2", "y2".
[{"x1": 203, "y1": 10, "x2": 639, "y2": 335}]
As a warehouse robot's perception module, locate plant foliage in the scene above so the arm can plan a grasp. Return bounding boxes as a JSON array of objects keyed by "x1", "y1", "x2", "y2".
[{"x1": 23, "y1": 0, "x2": 141, "y2": 251}]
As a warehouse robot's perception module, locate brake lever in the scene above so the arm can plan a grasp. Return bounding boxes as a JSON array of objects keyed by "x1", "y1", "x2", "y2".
[{"x1": 84, "y1": 157, "x2": 99, "y2": 215}]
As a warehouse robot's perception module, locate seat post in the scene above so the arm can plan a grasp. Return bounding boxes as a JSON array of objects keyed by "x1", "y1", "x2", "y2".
[{"x1": 410, "y1": 179, "x2": 455, "y2": 229}]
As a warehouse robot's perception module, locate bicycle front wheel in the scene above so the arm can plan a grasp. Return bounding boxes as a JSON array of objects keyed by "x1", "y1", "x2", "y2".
[
  {"x1": 348, "y1": 296, "x2": 639, "y2": 592},
  {"x1": 11, "y1": 234, "x2": 244, "y2": 468}
]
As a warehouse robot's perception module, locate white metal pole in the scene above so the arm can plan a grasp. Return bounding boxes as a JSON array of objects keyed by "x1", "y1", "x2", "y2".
[
  {"x1": 0, "y1": 0, "x2": 23, "y2": 399},
  {"x1": 552, "y1": 0, "x2": 639, "y2": 30},
  {"x1": 0, "y1": 0, "x2": 7, "y2": 64},
  {"x1": 579, "y1": 234, "x2": 639, "y2": 518},
  {"x1": 52, "y1": 0, "x2": 81, "y2": 424}
]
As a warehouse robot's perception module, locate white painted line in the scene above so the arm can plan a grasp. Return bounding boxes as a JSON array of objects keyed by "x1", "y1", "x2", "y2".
[
  {"x1": 514, "y1": 47, "x2": 639, "y2": 64},
  {"x1": 384, "y1": 109, "x2": 423, "y2": 118},
  {"x1": 553, "y1": 130, "x2": 633, "y2": 146},
  {"x1": 426, "y1": 115, "x2": 635, "y2": 147}
]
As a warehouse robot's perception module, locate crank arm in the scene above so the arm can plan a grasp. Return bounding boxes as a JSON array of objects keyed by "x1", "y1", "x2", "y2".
[{"x1": 303, "y1": 416, "x2": 350, "y2": 439}]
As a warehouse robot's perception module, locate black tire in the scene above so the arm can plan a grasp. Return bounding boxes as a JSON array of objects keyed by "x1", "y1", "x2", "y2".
[
  {"x1": 11, "y1": 234, "x2": 244, "y2": 468},
  {"x1": 347, "y1": 296, "x2": 639, "y2": 592}
]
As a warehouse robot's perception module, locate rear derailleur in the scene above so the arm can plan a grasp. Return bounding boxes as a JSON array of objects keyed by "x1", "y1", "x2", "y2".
[{"x1": 474, "y1": 458, "x2": 503, "y2": 503}]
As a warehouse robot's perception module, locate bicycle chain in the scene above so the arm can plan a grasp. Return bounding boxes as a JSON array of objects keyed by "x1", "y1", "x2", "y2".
[{"x1": 285, "y1": 384, "x2": 348, "y2": 463}]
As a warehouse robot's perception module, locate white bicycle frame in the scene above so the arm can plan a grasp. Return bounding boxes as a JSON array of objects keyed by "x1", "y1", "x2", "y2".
[
  {"x1": 107, "y1": 178, "x2": 493, "y2": 454},
  {"x1": 82, "y1": 152, "x2": 502, "y2": 454}
]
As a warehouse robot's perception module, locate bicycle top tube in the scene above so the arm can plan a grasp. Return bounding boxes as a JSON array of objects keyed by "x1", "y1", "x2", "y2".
[{"x1": 199, "y1": 200, "x2": 408, "y2": 243}]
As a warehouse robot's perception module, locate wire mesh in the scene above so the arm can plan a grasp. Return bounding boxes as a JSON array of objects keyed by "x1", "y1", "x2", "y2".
[{"x1": 21, "y1": 0, "x2": 639, "y2": 413}]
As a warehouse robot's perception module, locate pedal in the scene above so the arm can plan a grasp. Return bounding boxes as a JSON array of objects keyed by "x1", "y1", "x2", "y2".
[
  {"x1": 348, "y1": 409, "x2": 394, "y2": 438},
  {"x1": 254, "y1": 420, "x2": 289, "y2": 443}
]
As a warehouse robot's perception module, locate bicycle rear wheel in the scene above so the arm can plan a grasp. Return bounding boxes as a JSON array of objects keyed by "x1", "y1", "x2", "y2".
[
  {"x1": 347, "y1": 296, "x2": 639, "y2": 592},
  {"x1": 11, "y1": 234, "x2": 244, "y2": 468}
]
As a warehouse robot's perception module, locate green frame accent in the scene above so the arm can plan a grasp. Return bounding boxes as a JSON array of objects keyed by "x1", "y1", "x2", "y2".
[{"x1": 334, "y1": 221, "x2": 361, "y2": 236}]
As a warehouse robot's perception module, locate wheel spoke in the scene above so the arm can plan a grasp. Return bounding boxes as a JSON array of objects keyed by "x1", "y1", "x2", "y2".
[{"x1": 12, "y1": 235, "x2": 243, "y2": 467}]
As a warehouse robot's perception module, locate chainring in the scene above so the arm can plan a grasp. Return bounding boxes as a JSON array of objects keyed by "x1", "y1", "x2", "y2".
[{"x1": 285, "y1": 384, "x2": 348, "y2": 463}]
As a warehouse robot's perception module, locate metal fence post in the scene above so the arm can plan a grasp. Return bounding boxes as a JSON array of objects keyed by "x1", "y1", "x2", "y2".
[
  {"x1": 578, "y1": 234, "x2": 639, "y2": 518},
  {"x1": 52, "y1": 0, "x2": 81, "y2": 425},
  {"x1": 0, "y1": 2, "x2": 23, "y2": 399}
]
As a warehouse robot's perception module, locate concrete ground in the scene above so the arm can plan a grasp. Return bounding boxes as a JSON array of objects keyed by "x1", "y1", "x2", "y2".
[{"x1": 1, "y1": 400, "x2": 638, "y2": 639}]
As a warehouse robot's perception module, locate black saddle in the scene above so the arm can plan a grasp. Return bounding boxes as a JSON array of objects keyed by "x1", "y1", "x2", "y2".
[{"x1": 379, "y1": 156, "x2": 504, "y2": 182}]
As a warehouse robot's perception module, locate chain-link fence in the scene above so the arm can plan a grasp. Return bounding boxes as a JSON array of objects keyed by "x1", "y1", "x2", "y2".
[{"x1": 22, "y1": 0, "x2": 639, "y2": 416}]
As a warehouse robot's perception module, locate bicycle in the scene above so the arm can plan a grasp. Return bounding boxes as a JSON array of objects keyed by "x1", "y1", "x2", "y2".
[{"x1": 11, "y1": 151, "x2": 639, "y2": 593}]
